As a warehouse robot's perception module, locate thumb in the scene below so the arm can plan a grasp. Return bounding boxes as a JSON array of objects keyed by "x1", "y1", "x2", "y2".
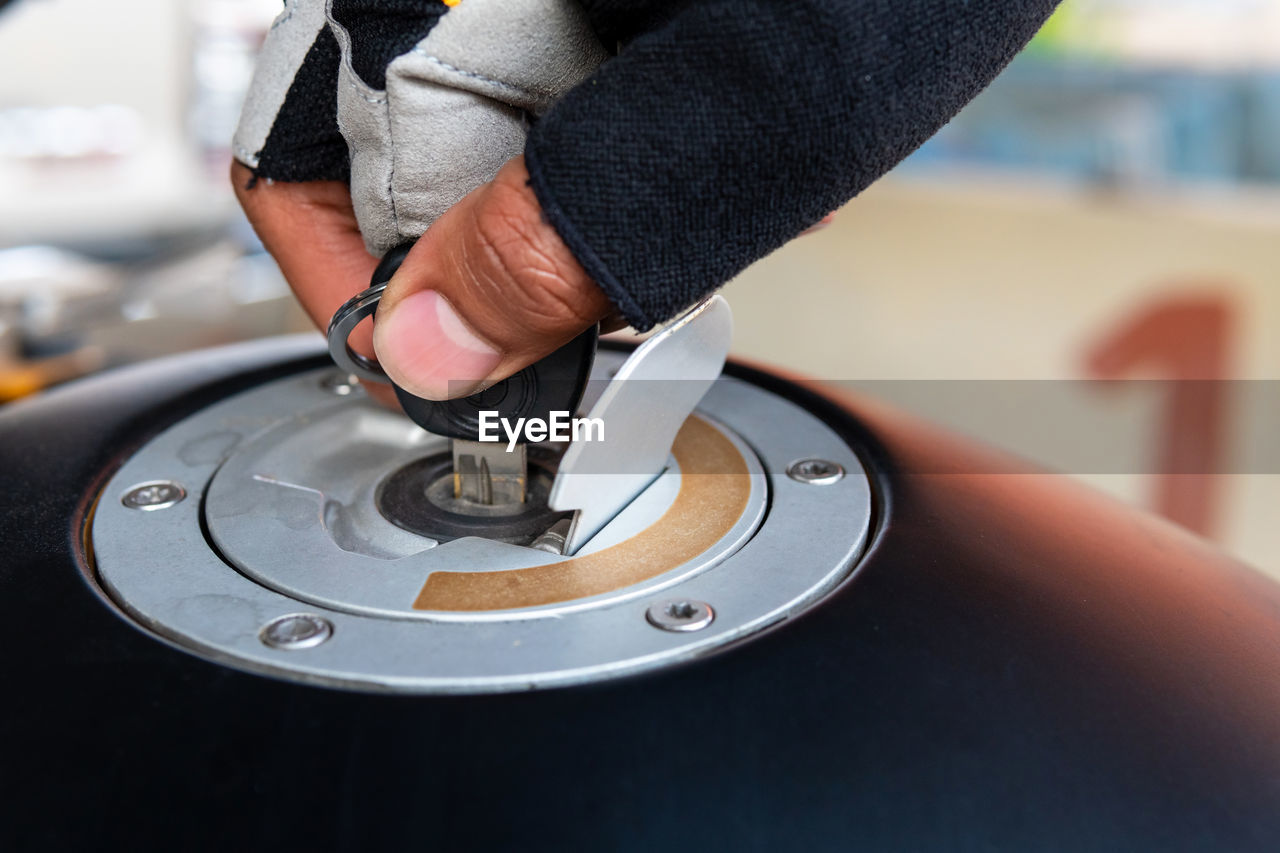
[{"x1": 372, "y1": 156, "x2": 611, "y2": 401}]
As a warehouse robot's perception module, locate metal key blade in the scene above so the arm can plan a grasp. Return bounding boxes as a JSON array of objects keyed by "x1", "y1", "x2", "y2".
[
  {"x1": 549, "y1": 296, "x2": 732, "y2": 554},
  {"x1": 452, "y1": 439, "x2": 526, "y2": 505}
]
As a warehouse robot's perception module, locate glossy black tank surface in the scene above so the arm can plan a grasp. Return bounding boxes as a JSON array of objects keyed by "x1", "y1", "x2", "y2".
[{"x1": 1, "y1": 337, "x2": 1277, "y2": 851}]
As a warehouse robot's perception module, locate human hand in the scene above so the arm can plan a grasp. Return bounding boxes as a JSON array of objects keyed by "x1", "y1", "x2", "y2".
[
  {"x1": 233, "y1": 0, "x2": 613, "y2": 401},
  {"x1": 233, "y1": 0, "x2": 1054, "y2": 409},
  {"x1": 234, "y1": 154, "x2": 611, "y2": 402}
]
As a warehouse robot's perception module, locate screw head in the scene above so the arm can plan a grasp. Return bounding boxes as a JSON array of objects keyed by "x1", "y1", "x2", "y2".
[
  {"x1": 319, "y1": 371, "x2": 361, "y2": 396},
  {"x1": 646, "y1": 599, "x2": 715, "y2": 632},
  {"x1": 121, "y1": 481, "x2": 186, "y2": 510},
  {"x1": 786, "y1": 458, "x2": 845, "y2": 485},
  {"x1": 260, "y1": 614, "x2": 333, "y2": 650}
]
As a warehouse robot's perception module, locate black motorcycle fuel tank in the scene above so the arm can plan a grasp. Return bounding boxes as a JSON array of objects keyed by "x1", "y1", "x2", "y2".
[{"x1": 0, "y1": 335, "x2": 1277, "y2": 851}]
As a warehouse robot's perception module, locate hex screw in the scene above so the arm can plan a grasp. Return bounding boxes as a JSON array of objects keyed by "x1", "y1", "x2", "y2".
[
  {"x1": 786, "y1": 458, "x2": 845, "y2": 485},
  {"x1": 319, "y1": 371, "x2": 361, "y2": 396},
  {"x1": 260, "y1": 614, "x2": 333, "y2": 650},
  {"x1": 646, "y1": 599, "x2": 715, "y2": 632},
  {"x1": 121, "y1": 481, "x2": 186, "y2": 511}
]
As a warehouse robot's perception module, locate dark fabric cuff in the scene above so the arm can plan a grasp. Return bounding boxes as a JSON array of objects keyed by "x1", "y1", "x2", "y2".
[
  {"x1": 526, "y1": 0, "x2": 1060, "y2": 330},
  {"x1": 525, "y1": 143, "x2": 651, "y2": 330}
]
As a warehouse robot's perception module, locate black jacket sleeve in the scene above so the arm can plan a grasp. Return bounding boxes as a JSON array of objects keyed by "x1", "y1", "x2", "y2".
[{"x1": 525, "y1": 0, "x2": 1060, "y2": 329}]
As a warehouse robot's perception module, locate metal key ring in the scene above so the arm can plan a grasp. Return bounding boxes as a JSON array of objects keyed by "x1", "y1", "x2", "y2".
[{"x1": 326, "y1": 283, "x2": 390, "y2": 384}]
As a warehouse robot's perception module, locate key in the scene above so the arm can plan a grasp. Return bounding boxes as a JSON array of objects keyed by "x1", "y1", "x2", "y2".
[
  {"x1": 452, "y1": 439, "x2": 526, "y2": 505},
  {"x1": 327, "y1": 241, "x2": 597, "y2": 505}
]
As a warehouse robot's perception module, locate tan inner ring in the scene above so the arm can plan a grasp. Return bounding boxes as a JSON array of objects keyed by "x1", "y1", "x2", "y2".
[{"x1": 413, "y1": 416, "x2": 752, "y2": 611}]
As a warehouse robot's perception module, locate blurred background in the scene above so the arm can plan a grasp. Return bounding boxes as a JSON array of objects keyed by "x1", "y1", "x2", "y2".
[{"x1": 1, "y1": 0, "x2": 1276, "y2": 575}]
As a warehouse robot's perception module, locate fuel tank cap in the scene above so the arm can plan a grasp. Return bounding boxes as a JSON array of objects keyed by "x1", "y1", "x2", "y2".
[{"x1": 90, "y1": 350, "x2": 873, "y2": 693}]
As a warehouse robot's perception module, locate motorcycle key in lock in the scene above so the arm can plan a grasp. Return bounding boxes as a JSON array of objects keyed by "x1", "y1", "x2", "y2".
[{"x1": 327, "y1": 241, "x2": 598, "y2": 506}]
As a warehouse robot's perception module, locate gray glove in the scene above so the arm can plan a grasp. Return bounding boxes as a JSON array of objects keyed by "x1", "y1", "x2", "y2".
[{"x1": 233, "y1": 0, "x2": 607, "y2": 256}]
